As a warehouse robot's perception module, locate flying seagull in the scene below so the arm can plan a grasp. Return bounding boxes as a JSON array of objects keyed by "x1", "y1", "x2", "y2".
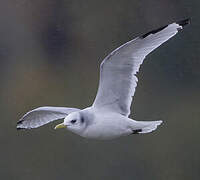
[{"x1": 17, "y1": 19, "x2": 190, "y2": 140}]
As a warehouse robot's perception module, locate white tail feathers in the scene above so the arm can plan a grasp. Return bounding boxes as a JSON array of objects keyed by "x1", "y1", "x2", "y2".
[
  {"x1": 140, "y1": 120, "x2": 163, "y2": 134},
  {"x1": 131, "y1": 120, "x2": 163, "y2": 134}
]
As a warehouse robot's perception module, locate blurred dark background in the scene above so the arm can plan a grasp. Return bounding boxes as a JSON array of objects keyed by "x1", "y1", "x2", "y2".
[{"x1": 0, "y1": 0, "x2": 199, "y2": 180}]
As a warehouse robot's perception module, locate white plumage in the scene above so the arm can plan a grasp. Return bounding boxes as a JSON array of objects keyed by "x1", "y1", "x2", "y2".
[
  {"x1": 17, "y1": 107, "x2": 80, "y2": 128},
  {"x1": 17, "y1": 19, "x2": 190, "y2": 140}
]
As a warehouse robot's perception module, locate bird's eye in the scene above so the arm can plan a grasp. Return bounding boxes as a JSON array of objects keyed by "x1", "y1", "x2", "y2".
[{"x1": 71, "y1": 120, "x2": 77, "y2": 124}]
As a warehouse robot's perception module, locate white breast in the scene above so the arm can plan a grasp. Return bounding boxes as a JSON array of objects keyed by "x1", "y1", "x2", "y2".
[{"x1": 81, "y1": 110, "x2": 132, "y2": 140}]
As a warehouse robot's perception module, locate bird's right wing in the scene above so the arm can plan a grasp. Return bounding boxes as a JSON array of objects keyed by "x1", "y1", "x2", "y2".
[{"x1": 17, "y1": 106, "x2": 80, "y2": 129}]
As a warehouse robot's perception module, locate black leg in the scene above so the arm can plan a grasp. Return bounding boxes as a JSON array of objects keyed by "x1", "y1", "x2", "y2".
[{"x1": 132, "y1": 129, "x2": 142, "y2": 134}]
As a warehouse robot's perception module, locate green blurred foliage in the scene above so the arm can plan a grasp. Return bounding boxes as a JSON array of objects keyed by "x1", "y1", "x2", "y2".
[{"x1": 0, "y1": 0, "x2": 199, "y2": 180}]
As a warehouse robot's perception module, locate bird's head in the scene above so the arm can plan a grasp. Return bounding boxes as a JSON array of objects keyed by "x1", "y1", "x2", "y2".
[{"x1": 54, "y1": 111, "x2": 86, "y2": 135}]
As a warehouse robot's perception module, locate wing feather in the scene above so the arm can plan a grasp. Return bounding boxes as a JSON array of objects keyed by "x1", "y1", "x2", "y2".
[
  {"x1": 93, "y1": 19, "x2": 190, "y2": 117},
  {"x1": 17, "y1": 106, "x2": 80, "y2": 129}
]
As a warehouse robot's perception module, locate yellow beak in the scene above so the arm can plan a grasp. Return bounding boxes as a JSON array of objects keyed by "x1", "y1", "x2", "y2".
[{"x1": 54, "y1": 123, "x2": 66, "y2": 130}]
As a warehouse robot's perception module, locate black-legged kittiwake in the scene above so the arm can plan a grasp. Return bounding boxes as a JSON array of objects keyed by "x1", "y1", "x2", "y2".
[{"x1": 17, "y1": 19, "x2": 190, "y2": 140}]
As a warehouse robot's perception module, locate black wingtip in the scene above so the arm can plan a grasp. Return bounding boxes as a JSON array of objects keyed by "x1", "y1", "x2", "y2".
[
  {"x1": 141, "y1": 25, "x2": 168, "y2": 39},
  {"x1": 17, "y1": 120, "x2": 23, "y2": 125},
  {"x1": 176, "y1": 18, "x2": 191, "y2": 27},
  {"x1": 17, "y1": 127, "x2": 24, "y2": 130},
  {"x1": 140, "y1": 18, "x2": 191, "y2": 39},
  {"x1": 16, "y1": 120, "x2": 24, "y2": 130}
]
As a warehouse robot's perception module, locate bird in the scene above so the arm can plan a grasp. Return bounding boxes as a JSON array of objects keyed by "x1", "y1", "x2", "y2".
[{"x1": 17, "y1": 19, "x2": 190, "y2": 140}]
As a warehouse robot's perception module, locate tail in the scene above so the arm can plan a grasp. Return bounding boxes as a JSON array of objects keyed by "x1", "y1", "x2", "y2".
[{"x1": 131, "y1": 120, "x2": 163, "y2": 134}]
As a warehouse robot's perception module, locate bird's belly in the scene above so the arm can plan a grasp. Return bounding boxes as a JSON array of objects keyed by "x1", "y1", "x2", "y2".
[{"x1": 81, "y1": 119, "x2": 132, "y2": 140}]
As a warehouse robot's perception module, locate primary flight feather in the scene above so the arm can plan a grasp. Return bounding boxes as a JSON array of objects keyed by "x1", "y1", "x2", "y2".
[{"x1": 17, "y1": 19, "x2": 190, "y2": 140}]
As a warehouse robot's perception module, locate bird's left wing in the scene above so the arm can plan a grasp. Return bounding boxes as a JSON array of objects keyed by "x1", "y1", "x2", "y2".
[
  {"x1": 93, "y1": 19, "x2": 190, "y2": 117},
  {"x1": 17, "y1": 106, "x2": 80, "y2": 129}
]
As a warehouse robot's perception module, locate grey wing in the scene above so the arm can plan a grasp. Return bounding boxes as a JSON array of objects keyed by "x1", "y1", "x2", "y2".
[
  {"x1": 17, "y1": 106, "x2": 80, "y2": 129},
  {"x1": 93, "y1": 19, "x2": 190, "y2": 117}
]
